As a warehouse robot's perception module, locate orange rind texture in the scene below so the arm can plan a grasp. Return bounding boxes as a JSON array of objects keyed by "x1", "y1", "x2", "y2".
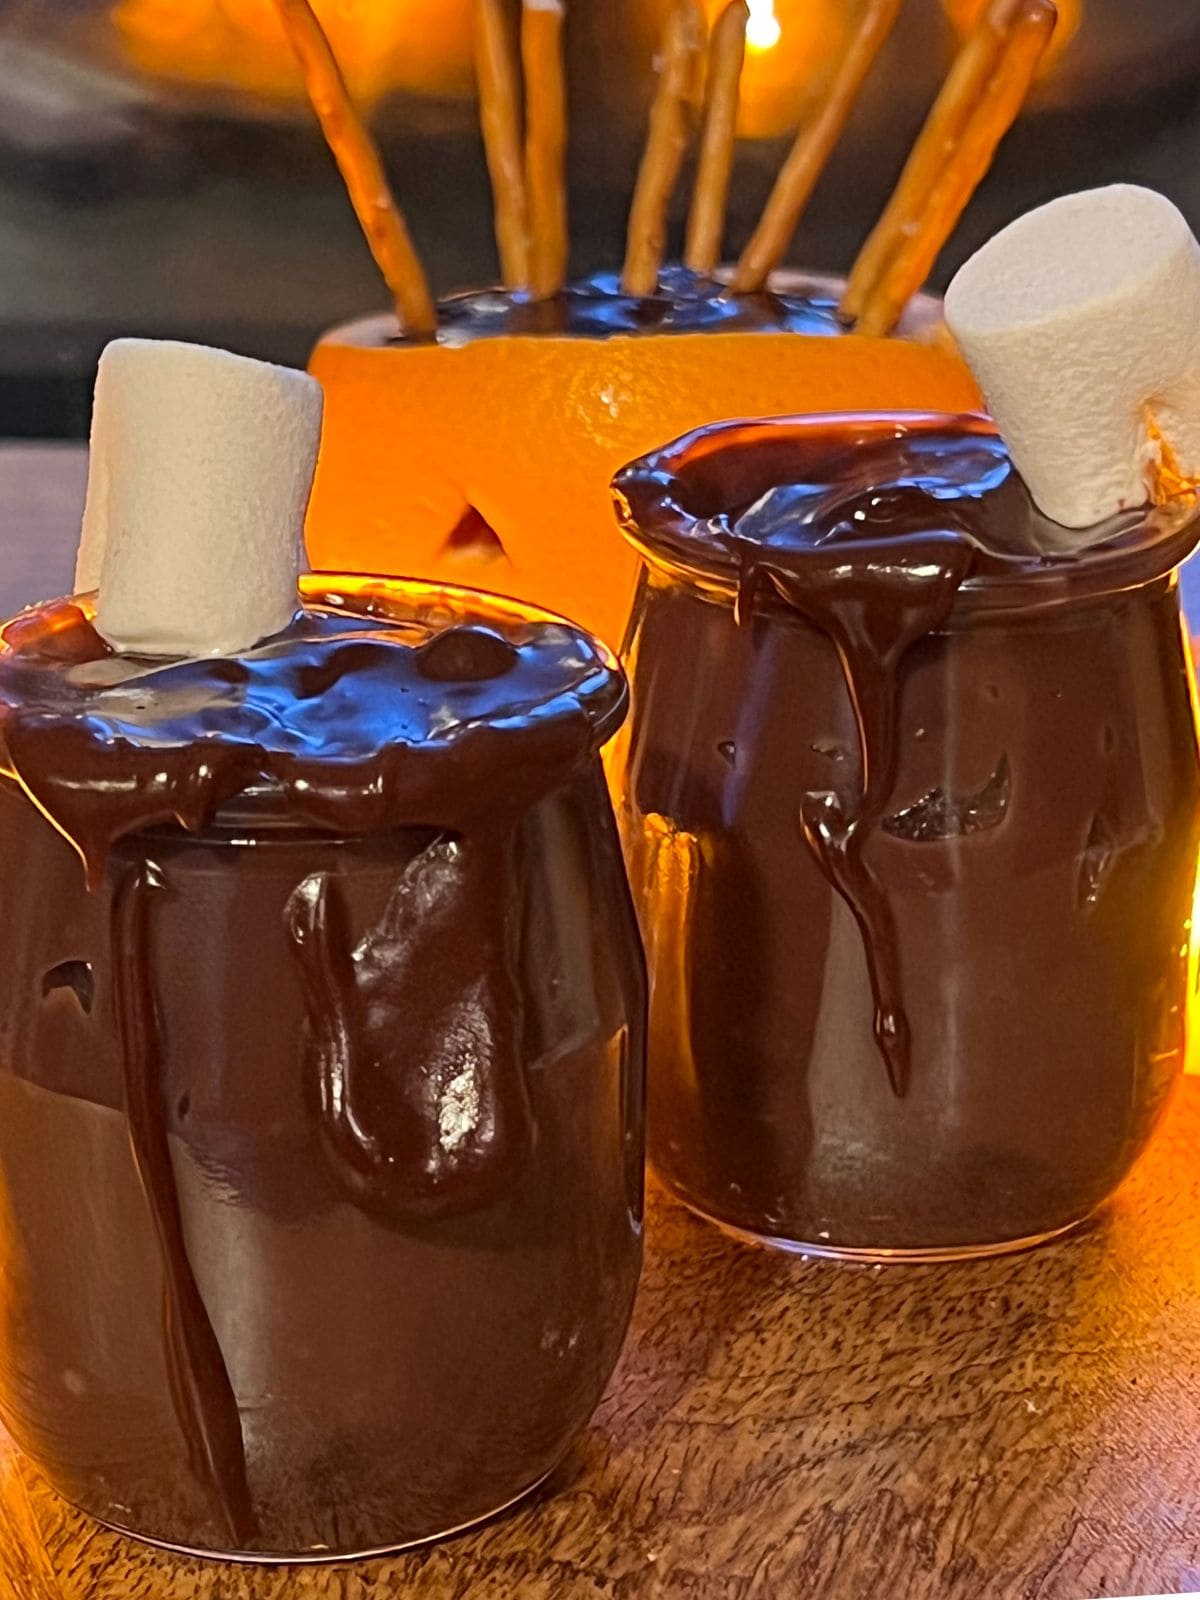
[{"x1": 306, "y1": 317, "x2": 982, "y2": 650}]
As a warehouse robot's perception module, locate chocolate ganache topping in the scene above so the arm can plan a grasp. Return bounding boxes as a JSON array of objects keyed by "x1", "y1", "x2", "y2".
[
  {"x1": 615, "y1": 412, "x2": 1200, "y2": 1094},
  {"x1": 400, "y1": 267, "x2": 940, "y2": 345},
  {"x1": 0, "y1": 578, "x2": 624, "y2": 881},
  {"x1": 0, "y1": 576, "x2": 626, "y2": 1546}
]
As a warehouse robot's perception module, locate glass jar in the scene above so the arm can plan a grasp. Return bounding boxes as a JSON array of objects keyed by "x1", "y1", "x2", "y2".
[
  {"x1": 0, "y1": 577, "x2": 646, "y2": 1560},
  {"x1": 611, "y1": 413, "x2": 1200, "y2": 1261}
]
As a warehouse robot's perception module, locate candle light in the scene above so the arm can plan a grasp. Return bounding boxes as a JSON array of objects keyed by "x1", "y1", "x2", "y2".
[
  {"x1": 745, "y1": 0, "x2": 781, "y2": 53},
  {"x1": 705, "y1": 0, "x2": 855, "y2": 140}
]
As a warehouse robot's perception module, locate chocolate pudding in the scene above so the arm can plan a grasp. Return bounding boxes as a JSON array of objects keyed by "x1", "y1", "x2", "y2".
[
  {"x1": 417, "y1": 268, "x2": 857, "y2": 342},
  {"x1": 405, "y1": 267, "x2": 944, "y2": 345},
  {"x1": 0, "y1": 576, "x2": 646, "y2": 1558},
  {"x1": 612, "y1": 412, "x2": 1200, "y2": 1259}
]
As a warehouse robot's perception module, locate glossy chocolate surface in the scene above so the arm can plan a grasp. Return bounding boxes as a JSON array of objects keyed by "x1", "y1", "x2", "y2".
[
  {"x1": 0, "y1": 579, "x2": 645, "y2": 1555},
  {"x1": 423, "y1": 267, "x2": 843, "y2": 343},
  {"x1": 614, "y1": 414, "x2": 1200, "y2": 1254},
  {"x1": 384, "y1": 265, "x2": 942, "y2": 349},
  {"x1": 0, "y1": 582, "x2": 625, "y2": 882}
]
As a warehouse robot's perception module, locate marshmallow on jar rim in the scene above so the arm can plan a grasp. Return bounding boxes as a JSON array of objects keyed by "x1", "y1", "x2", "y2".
[
  {"x1": 305, "y1": 269, "x2": 983, "y2": 652},
  {"x1": 80, "y1": 339, "x2": 323, "y2": 659},
  {"x1": 945, "y1": 184, "x2": 1200, "y2": 531}
]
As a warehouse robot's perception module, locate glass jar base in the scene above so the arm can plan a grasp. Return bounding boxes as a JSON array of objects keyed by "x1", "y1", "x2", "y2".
[
  {"x1": 85, "y1": 1466, "x2": 555, "y2": 1566},
  {"x1": 671, "y1": 1188, "x2": 1092, "y2": 1264}
]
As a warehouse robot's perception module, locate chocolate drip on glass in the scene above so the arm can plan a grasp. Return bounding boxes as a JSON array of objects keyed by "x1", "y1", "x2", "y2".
[
  {"x1": 113, "y1": 856, "x2": 257, "y2": 1547},
  {"x1": 734, "y1": 531, "x2": 974, "y2": 1093},
  {"x1": 286, "y1": 835, "x2": 533, "y2": 1221}
]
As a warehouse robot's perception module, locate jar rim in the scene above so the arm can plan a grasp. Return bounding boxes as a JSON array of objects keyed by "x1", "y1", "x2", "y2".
[
  {"x1": 612, "y1": 412, "x2": 1200, "y2": 619},
  {"x1": 0, "y1": 574, "x2": 627, "y2": 842}
]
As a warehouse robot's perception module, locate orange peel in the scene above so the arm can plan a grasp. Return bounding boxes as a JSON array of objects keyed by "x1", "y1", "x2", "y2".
[{"x1": 305, "y1": 282, "x2": 982, "y2": 650}]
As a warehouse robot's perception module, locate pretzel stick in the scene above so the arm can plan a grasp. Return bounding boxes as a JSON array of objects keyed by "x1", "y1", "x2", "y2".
[
  {"x1": 855, "y1": 0, "x2": 1055, "y2": 336},
  {"x1": 522, "y1": 0, "x2": 569, "y2": 298},
  {"x1": 476, "y1": 0, "x2": 532, "y2": 289},
  {"x1": 274, "y1": 0, "x2": 436, "y2": 335},
  {"x1": 684, "y1": 1, "x2": 748, "y2": 275},
  {"x1": 622, "y1": 0, "x2": 706, "y2": 297},
  {"x1": 731, "y1": 0, "x2": 904, "y2": 294},
  {"x1": 841, "y1": 0, "x2": 1029, "y2": 325}
]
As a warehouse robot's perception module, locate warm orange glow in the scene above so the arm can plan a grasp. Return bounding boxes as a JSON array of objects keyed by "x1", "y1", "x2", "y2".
[
  {"x1": 704, "y1": 0, "x2": 851, "y2": 139},
  {"x1": 942, "y1": 0, "x2": 1082, "y2": 76},
  {"x1": 1147, "y1": 413, "x2": 1200, "y2": 510},
  {"x1": 1187, "y1": 852, "x2": 1200, "y2": 1075},
  {"x1": 305, "y1": 318, "x2": 982, "y2": 651},
  {"x1": 111, "y1": 0, "x2": 475, "y2": 106},
  {"x1": 622, "y1": 811, "x2": 702, "y2": 1096},
  {"x1": 1187, "y1": 623, "x2": 1200, "y2": 1077}
]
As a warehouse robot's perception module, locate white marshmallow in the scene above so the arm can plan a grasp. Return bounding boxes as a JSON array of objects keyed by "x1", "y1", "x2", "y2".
[
  {"x1": 78, "y1": 339, "x2": 323, "y2": 656},
  {"x1": 944, "y1": 184, "x2": 1200, "y2": 532}
]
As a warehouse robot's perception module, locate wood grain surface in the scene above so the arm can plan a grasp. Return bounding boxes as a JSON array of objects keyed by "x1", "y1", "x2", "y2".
[
  {"x1": 4, "y1": 1083, "x2": 1200, "y2": 1600},
  {"x1": 0, "y1": 446, "x2": 1199, "y2": 1600}
]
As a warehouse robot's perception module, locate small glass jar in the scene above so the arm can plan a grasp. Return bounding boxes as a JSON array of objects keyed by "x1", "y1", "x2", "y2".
[
  {"x1": 0, "y1": 576, "x2": 646, "y2": 1560},
  {"x1": 612, "y1": 414, "x2": 1200, "y2": 1261}
]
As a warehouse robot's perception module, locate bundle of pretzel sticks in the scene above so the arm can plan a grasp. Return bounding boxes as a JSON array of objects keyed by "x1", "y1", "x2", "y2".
[{"x1": 275, "y1": 0, "x2": 1058, "y2": 340}]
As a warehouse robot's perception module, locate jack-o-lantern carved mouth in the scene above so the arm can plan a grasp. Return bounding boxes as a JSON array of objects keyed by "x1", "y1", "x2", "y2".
[{"x1": 439, "y1": 504, "x2": 510, "y2": 567}]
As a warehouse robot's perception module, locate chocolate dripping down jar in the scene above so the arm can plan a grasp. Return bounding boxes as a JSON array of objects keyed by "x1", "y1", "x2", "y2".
[
  {"x1": 0, "y1": 575, "x2": 646, "y2": 1561},
  {"x1": 610, "y1": 412, "x2": 1200, "y2": 1262}
]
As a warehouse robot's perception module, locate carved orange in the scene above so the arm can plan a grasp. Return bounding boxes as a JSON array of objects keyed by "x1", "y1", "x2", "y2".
[{"x1": 306, "y1": 297, "x2": 982, "y2": 650}]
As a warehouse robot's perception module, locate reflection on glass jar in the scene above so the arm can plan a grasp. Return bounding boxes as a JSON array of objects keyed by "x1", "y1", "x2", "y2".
[
  {"x1": 0, "y1": 577, "x2": 645, "y2": 1560},
  {"x1": 612, "y1": 413, "x2": 1200, "y2": 1261}
]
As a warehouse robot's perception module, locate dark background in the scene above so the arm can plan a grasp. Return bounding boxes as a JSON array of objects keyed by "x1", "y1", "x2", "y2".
[{"x1": 1, "y1": 0, "x2": 1199, "y2": 439}]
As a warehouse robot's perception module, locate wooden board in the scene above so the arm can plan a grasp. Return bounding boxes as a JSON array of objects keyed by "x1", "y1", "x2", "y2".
[{"x1": 3, "y1": 1079, "x2": 1200, "y2": 1600}]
